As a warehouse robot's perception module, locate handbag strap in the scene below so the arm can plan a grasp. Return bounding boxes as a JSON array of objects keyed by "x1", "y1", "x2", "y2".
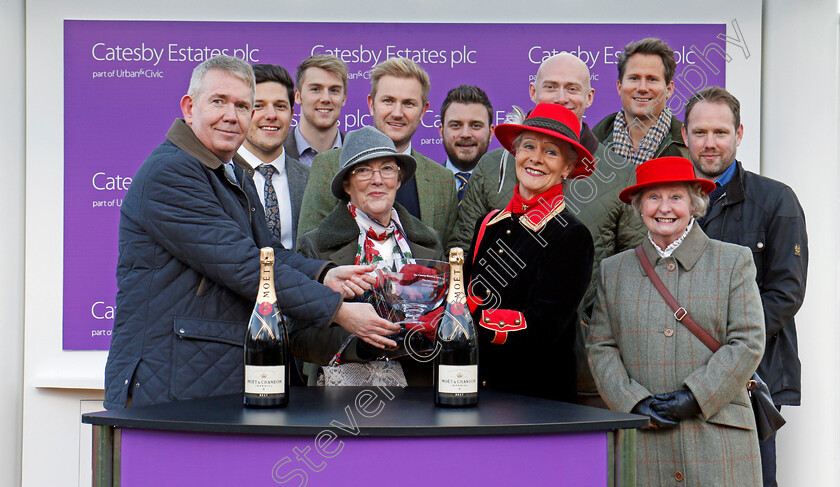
[
  {"x1": 328, "y1": 334, "x2": 357, "y2": 366},
  {"x1": 634, "y1": 246, "x2": 722, "y2": 353},
  {"x1": 472, "y1": 209, "x2": 500, "y2": 264}
]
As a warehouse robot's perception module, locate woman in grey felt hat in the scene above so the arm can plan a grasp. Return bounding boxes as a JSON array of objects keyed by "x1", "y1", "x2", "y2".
[{"x1": 292, "y1": 126, "x2": 443, "y2": 386}]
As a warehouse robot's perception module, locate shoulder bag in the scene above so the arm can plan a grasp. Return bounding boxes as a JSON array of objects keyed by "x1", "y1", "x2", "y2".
[{"x1": 635, "y1": 246, "x2": 785, "y2": 441}]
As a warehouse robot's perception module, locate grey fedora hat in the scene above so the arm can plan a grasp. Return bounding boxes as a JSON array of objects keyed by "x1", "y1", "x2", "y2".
[{"x1": 330, "y1": 126, "x2": 417, "y2": 199}]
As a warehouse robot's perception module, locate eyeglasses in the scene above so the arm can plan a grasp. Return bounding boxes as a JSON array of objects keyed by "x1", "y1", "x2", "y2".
[{"x1": 350, "y1": 164, "x2": 400, "y2": 181}]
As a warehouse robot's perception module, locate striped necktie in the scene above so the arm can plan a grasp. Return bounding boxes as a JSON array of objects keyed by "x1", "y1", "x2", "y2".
[
  {"x1": 456, "y1": 171, "x2": 470, "y2": 205},
  {"x1": 257, "y1": 164, "x2": 282, "y2": 241}
]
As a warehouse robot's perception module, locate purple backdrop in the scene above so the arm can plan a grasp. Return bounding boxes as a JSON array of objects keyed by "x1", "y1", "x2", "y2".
[
  {"x1": 63, "y1": 21, "x2": 725, "y2": 349},
  {"x1": 120, "y1": 428, "x2": 608, "y2": 486}
]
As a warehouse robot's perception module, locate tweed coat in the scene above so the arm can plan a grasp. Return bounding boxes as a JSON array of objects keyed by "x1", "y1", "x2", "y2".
[
  {"x1": 587, "y1": 225, "x2": 765, "y2": 486},
  {"x1": 293, "y1": 202, "x2": 444, "y2": 386},
  {"x1": 297, "y1": 147, "x2": 458, "y2": 247},
  {"x1": 234, "y1": 152, "x2": 309, "y2": 247}
]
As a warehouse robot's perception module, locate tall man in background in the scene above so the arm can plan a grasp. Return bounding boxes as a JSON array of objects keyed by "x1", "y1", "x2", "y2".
[
  {"x1": 593, "y1": 37, "x2": 688, "y2": 163},
  {"x1": 451, "y1": 53, "x2": 645, "y2": 406},
  {"x1": 284, "y1": 55, "x2": 348, "y2": 166},
  {"x1": 236, "y1": 64, "x2": 309, "y2": 249},
  {"x1": 298, "y1": 57, "x2": 457, "y2": 245},
  {"x1": 104, "y1": 56, "x2": 399, "y2": 409},
  {"x1": 438, "y1": 84, "x2": 494, "y2": 204},
  {"x1": 684, "y1": 86, "x2": 808, "y2": 487}
]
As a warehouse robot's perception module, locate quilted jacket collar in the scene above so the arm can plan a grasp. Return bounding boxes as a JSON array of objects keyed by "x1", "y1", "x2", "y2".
[{"x1": 166, "y1": 119, "x2": 226, "y2": 170}]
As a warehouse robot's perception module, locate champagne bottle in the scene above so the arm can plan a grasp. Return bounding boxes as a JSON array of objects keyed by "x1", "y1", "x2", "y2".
[
  {"x1": 244, "y1": 247, "x2": 289, "y2": 407},
  {"x1": 434, "y1": 247, "x2": 479, "y2": 407}
]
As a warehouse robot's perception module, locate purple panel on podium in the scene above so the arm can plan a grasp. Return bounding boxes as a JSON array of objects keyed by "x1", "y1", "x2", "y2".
[{"x1": 120, "y1": 428, "x2": 607, "y2": 486}]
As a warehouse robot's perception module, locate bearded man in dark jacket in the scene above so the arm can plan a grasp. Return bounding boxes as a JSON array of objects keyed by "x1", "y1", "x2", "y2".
[
  {"x1": 684, "y1": 86, "x2": 808, "y2": 487},
  {"x1": 104, "y1": 56, "x2": 399, "y2": 409}
]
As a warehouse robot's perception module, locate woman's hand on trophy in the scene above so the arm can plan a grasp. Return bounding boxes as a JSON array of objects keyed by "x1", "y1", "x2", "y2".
[{"x1": 334, "y1": 302, "x2": 400, "y2": 349}]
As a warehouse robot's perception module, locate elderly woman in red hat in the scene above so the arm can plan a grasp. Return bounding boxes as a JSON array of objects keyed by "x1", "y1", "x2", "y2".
[
  {"x1": 587, "y1": 156, "x2": 765, "y2": 486},
  {"x1": 465, "y1": 103, "x2": 595, "y2": 403}
]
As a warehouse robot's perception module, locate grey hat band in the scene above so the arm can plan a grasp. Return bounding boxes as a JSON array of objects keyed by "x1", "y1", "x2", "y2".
[
  {"x1": 345, "y1": 146, "x2": 399, "y2": 166},
  {"x1": 330, "y1": 125, "x2": 417, "y2": 199}
]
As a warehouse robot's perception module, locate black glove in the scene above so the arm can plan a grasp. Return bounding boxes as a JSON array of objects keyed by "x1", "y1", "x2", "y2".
[
  {"x1": 632, "y1": 397, "x2": 679, "y2": 430},
  {"x1": 652, "y1": 389, "x2": 701, "y2": 422}
]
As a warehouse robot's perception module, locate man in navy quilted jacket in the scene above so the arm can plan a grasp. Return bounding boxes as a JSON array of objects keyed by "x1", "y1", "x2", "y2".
[{"x1": 104, "y1": 56, "x2": 400, "y2": 409}]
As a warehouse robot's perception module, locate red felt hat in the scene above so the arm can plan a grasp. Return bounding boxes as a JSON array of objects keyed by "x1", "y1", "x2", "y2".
[
  {"x1": 494, "y1": 103, "x2": 595, "y2": 179},
  {"x1": 619, "y1": 156, "x2": 717, "y2": 204}
]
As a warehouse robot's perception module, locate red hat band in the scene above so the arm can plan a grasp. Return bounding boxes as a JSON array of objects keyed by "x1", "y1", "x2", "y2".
[
  {"x1": 619, "y1": 157, "x2": 717, "y2": 204},
  {"x1": 494, "y1": 103, "x2": 595, "y2": 179}
]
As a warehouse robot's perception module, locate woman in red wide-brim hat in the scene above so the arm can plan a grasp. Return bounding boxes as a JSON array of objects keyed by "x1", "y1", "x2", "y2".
[
  {"x1": 587, "y1": 156, "x2": 765, "y2": 486},
  {"x1": 464, "y1": 103, "x2": 595, "y2": 403}
]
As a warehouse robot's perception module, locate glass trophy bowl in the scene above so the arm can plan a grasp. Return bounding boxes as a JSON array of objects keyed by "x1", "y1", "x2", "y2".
[
  {"x1": 374, "y1": 258, "x2": 450, "y2": 356},
  {"x1": 375, "y1": 258, "x2": 450, "y2": 324}
]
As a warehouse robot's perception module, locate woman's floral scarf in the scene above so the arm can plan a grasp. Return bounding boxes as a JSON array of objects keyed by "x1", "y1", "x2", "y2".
[
  {"x1": 347, "y1": 202, "x2": 414, "y2": 322},
  {"x1": 348, "y1": 202, "x2": 414, "y2": 266}
]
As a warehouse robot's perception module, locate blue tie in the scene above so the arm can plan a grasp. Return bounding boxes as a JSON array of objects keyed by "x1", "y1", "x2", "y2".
[
  {"x1": 456, "y1": 171, "x2": 470, "y2": 205},
  {"x1": 257, "y1": 164, "x2": 282, "y2": 241}
]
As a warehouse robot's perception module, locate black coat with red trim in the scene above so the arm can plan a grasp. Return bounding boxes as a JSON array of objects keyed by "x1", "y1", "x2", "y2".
[{"x1": 466, "y1": 206, "x2": 594, "y2": 402}]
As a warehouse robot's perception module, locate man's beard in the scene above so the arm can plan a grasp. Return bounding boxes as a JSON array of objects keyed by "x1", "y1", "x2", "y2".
[
  {"x1": 693, "y1": 149, "x2": 736, "y2": 179},
  {"x1": 445, "y1": 139, "x2": 488, "y2": 171}
]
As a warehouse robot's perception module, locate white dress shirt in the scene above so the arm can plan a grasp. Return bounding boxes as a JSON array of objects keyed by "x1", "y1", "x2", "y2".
[{"x1": 237, "y1": 146, "x2": 294, "y2": 249}]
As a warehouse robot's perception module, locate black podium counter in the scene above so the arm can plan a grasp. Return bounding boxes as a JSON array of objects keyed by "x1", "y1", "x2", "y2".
[{"x1": 83, "y1": 387, "x2": 647, "y2": 486}]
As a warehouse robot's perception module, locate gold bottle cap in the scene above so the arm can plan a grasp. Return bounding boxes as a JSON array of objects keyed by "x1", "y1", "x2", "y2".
[
  {"x1": 449, "y1": 247, "x2": 465, "y2": 265},
  {"x1": 260, "y1": 247, "x2": 275, "y2": 264}
]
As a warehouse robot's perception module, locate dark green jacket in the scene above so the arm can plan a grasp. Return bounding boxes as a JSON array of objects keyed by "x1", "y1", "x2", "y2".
[
  {"x1": 293, "y1": 202, "x2": 443, "y2": 386},
  {"x1": 591, "y1": 111, "x2": 689, "y2": 160}
]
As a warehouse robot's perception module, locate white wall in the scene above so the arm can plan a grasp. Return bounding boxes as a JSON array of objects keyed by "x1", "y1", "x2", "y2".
[
  {"x1": 762, "y1": 1, "x2": 840, "y2": 484},
  {"x1": 1, "y1": 0, "x2": 25, "y2": 485},
  {"x1": 16, "y1": 1, "x2": 839, "y2": 486}
]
